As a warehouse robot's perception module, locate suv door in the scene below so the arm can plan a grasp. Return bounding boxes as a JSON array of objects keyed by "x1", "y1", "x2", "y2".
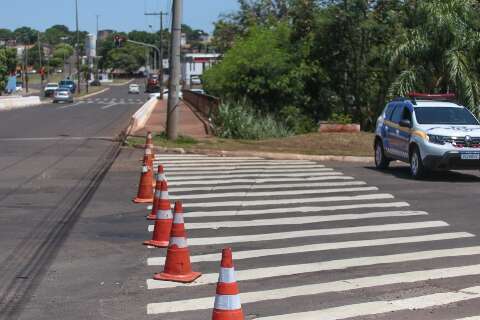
[
  {"x1": 386, "y1": 104, "x2": 403, "y2": 158},
  {"x1": 397, "y1": 106, "x2": 412, "y2": 160}
]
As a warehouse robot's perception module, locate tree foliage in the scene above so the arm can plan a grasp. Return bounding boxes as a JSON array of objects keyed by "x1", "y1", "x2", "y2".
[
  {"x1": 208, "y1": 0, "x2": 480, "y2": 130},
  {"x1": 0, "y1": 48, "x2": 16, "y2": 93}
]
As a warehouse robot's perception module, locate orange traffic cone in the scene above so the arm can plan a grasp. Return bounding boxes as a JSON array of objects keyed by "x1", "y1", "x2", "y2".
[
  {"x1": 143, "y1": 181, "x2": 173, "y2": 247},
  {"x1": 133, "y1": 154, "x2": 154, "y2": 203},
  {"x1": 153, "y1": 201, "x2": 202, "y2": 283},
  {"x1": 146, "y1": 165, "x2": 167, "y2": 220},
  {"x1": 212, "y1": 248, "x2": 244, "y2": 320},
  {"x1": 144, "y1": 131, "x2": 154, "y2": 169}
]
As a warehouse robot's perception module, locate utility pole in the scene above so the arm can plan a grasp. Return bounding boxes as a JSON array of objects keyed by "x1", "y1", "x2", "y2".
[
  {"x1": 75, "y1": 0, "x2": 81, "y2": 94},
  {"x1": 24, "y1": 44, "x2": 29, "y2": 94},
  {"x1": 37, "y1": 32, "x2": 44, "y2": 91},
  {"x1": 96, "y1": 14, "x2": 100, "y2": 82},
  {"x1": 145, "y1": 10, "x2": 168, "y2": 98},
  {"x1": 166, "y1": 0, "x2": 182, "y2": 140}
]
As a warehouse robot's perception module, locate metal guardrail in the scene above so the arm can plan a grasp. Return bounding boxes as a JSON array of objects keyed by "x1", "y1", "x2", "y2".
[{"x1": 182, "y1": 90, "x2": 220, "y2": 120}]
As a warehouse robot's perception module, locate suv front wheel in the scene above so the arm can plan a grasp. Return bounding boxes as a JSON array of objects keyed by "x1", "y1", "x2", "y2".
[
  {"x1": 374, "y1": 141, "x2": 390, "y2": 169},
  {"x1": 410, "y1": 147, "x2": 428, "y2": 179}
]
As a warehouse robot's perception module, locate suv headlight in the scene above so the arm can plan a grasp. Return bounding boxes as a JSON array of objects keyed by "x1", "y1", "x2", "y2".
[{"x1": 427, "y1": 134, "x2": 451, "y2": 145}]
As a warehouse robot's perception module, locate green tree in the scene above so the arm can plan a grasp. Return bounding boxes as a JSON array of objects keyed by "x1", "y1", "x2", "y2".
[
  {"x1": 43, "y1": 25, "x2": 71, "y2": 45},
  {"x1": 105, "y1": 44, "x2": 145, "y2": 73},
  {"x1": 388, "y1": 0, "x2": 480, "y2": 112},
  {"x1": 0, "y1": 48, "x2": 17, "y2": 94},
  {"x1": 14, "y1": 26, "x2": 38, "y2": 44},
  {"x1": 0, "y1": 28, "x2": 13, "y2": 40}
]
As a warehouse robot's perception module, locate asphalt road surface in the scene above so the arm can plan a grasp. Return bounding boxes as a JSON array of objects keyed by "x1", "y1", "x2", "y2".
[
  {"x1": 0, "y1": 82, "x2": 150, "y2": 319},
  {"x1": 11, "y1": 149, "x2": 480, "y2": 319}
]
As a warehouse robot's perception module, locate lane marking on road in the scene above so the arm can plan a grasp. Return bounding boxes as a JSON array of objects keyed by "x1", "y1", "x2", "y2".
[
  {"x1": 183, "y1": 193, "x2": 395, "y2": 208},
  {"x1": 172, "y1": 202, "x2": 410, "y2": 218},
  {"x1": 146, "y1": 261, "x2": 480, "y2": 314},
  {"x1": 148, "y1": 210, "x2": 427, "y2": 232},
  {"x1": 455, "y1": 317, "x2": 480, "y2": 320},
  {"x1": 163, "y1": 165, "x2": 328, "y2": 171},
  {"x1": 167, "y1": 171, "x2": 337, "y2": 181},
  {"x1": 169, "y1": 181, "x2": 364, "y2": 193},
  {"x1": 146, "y1": 244, "x2": 480, "y2": 290},
  {"x1": 147, "y1": 232, "x2": 474, "y2": 266},
  {"x1": 101, "y1": 102, "x2": 119, "y2": 110},
  {"x1": 168, "y1": 175, "x2": 354, "y2": 186},
  {"x1": 151, "y1": 221, "x2": 449, "y2": 246},
  {"x1": 56, "y1": 101, "x2": 84, "y2": 110},
  {"x1": 170, "y1": 186, "x2": 378, "y2": 200},
  {"x1": 167, "y1": 168, "x2": 333, "y2": 176},
  {"x1": 254, "y1": 285, "x2": 480, "y2": 320}
]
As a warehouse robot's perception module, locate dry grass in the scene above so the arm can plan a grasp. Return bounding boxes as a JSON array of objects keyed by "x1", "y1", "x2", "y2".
[{"x1": 127, "y1": 131, "x2": 375, "y2": 157}]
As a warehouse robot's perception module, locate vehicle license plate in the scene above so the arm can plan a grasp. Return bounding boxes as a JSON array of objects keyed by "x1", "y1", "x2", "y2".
[{"x1": 461, "y1": 153, "x2": 480, "y2": 160}]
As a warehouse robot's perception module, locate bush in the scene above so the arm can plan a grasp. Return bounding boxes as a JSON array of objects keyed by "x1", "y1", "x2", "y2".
[
  {"x1": 213, "y1": 101, "x2": 293, "y2": 140},
  {"x1": 279, "y1": 105, "x2": 318, "y2": 134},
  {"x1": 327, "y1": 112, "x2": 353, "y2": 124}
]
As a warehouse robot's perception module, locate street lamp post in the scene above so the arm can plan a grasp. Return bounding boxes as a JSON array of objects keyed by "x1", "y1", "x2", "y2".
[{"x1": 75, "y1": 0, "x2": 81, "y2": 94}]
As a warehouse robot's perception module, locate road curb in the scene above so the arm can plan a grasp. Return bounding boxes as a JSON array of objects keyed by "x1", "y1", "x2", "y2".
[
  {"x1": 78, "y1": 88, "x2": 110, "y2": 100},
  {"x1": 128, "y1": 144, "x2": 373, "y2": 163},
  {"x1": 126, "y1": 98, "x2": 159, "y2": 135}
]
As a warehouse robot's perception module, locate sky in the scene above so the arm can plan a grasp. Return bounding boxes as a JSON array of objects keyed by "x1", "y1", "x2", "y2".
[{"x1": 0, "y1": 0, "x2": 239, "y2": 34}]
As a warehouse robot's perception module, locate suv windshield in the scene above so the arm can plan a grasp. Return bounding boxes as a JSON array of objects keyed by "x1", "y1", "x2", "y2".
[
  {"x1": 414, "y1": 107, "x2": 479, "y2": 125},
  {"x1": 59, "y1": 81, "x2": 73, "y2": 86}
]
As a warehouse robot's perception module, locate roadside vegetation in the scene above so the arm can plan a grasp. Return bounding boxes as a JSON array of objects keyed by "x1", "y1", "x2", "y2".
[
  {"x1": 126, "y1": 131, "x2": 374, "y2": 157},
  {"x1": 205, "y1": 0, "x2": 480, "y2": 132}
]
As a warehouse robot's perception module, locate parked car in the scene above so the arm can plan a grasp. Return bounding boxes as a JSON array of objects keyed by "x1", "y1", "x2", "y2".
[
  {"x1": 58, "y1": 80, "x2": 76, "y2": 93},
  {"x1": 191, "y1": 75, "x2": 202, "y2": 85},
  {"x1": 374, "y1": 92, "x2": 480, "y2": 179},
  {"x1": 146, "y1": 75, "x2": 160, "y2": 93},
  {"x1": 53, "y1": 88, "x2": 74, "y2": 103},
  {"x1": 128, "y1": 84, "x2": 140, "y2": 94},
  {"x1": 149, "y1": 89, "x2": 183, "y2": 100},
  {"x1": 190, "y1": 88, "x2": 205, "y2": 95},
  {"x1": 90, "y1": 79, "x2": 101, "y2": 86},
  {"x1": 44, "y1": 83, "x2": 59, "y2": 97}
]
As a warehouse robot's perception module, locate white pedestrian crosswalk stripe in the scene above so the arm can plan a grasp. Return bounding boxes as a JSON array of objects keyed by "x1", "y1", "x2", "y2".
[
  {"x1": 146, "y1": 263, "x2": 480, "y2": 314},
  {"x1": 169, "y1": 180, "x2": 365, "y2": 193},
  {"x1": 151, "y1": 221, "x2": 448, "y2": 246},
  {"x1": 169, "y1": 175, "x2": 353, "y2": 186},
  {"x1": 182, "y1": 193, "x2": 395, "y2": 208},
  {"x1": 148, "y1": 210, "x2": 429, "y2": 231},
  {"x1": 147, "y1": 246, "x2": 480, "y2": 289},
  {"x1": 142, "y1": 154, "x2": 480, "y2": 319},
  {"x1": 147, "y1": 232, "x2": 474, "y2": 266},
  {"x1": 170, "y1": 186, "x2": 378, "y2": 200},
  {"x1": 255, "y1": 285, "x2": 480, "y2": 319}
]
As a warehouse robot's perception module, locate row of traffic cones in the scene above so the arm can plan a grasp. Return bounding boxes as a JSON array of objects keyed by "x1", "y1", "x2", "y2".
[{"x1": 133, "y1": 132, "x2": 244, "y2": 319}]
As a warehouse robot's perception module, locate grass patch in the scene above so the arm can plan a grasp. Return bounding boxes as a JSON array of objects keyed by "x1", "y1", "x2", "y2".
[
  {"x1": 126, "y1": 131, "x2": 374, "y2": 157},
  {"x1": 126, "y1": 132, "x2": 198, "y2": 148}
]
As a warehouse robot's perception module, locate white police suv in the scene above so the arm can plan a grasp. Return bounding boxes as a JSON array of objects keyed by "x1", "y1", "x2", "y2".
[{"x1": 374, "y1": 93, "x2": 480, "y2": 178}]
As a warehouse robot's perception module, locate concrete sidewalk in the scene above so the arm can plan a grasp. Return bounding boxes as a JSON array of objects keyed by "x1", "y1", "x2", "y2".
[{"x1": 138, "y1": 98, "x2": 210, "y2": 138}]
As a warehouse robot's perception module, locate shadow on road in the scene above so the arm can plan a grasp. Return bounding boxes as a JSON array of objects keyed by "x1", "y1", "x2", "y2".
[{"x1": 365, "y1": 165, "x2": 480, "y2": 183}]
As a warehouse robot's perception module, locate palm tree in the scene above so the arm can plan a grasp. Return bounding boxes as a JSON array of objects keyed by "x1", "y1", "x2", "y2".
[{"x1": 388, "y1": 0, "x2": 480, "y2": 113}]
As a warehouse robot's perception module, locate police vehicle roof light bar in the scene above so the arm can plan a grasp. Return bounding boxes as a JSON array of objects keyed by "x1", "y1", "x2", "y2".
[{"x1": 408, "y1": 92, "x2": 456, "y2": 105}]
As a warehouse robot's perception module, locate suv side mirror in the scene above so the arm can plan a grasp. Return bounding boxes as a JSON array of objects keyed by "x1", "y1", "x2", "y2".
[{"x1": 399, "y1": 119, "x2": 411, "y2": 128}]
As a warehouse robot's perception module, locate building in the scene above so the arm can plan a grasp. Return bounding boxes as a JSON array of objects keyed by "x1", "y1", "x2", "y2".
[
  {"x1": 182, "y1": 53, "x2": 221, "y2": 86},
  {"x1": 97, "y1": 29, "x2": 114, "y2": 41}
]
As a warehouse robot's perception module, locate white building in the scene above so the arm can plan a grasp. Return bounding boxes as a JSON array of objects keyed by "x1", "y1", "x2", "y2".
[{"x1": 182, "y1": 53, "x2": 221, "y2": 86}]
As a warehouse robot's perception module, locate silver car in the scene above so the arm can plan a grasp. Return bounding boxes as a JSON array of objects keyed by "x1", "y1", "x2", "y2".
[
  {"x1": 53, "y1": 88, "x2": 74, "y2": 103},
  {"x1": 374, "y1": 93, "x2": 480, "y2": 178}
]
